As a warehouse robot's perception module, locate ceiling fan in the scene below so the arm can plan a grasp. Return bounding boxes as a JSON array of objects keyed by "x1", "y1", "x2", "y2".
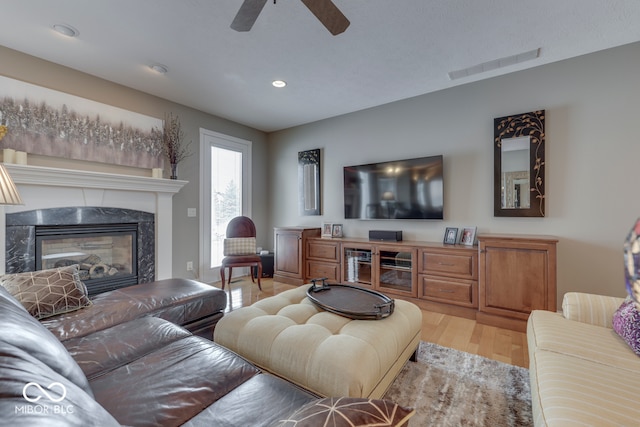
[{"x1": 231, "y1": 0, "x2": 350, "y2": 36}]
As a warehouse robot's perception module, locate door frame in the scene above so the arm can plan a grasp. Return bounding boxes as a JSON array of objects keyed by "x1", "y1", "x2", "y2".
[{"x1": 199, "y1": 128, "x2": 252, "y2": 283}]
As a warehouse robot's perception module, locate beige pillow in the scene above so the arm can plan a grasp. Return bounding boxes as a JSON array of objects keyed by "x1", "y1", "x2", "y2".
[
  {"x1": 272, "y1": 397, "x2": 415, "y2": 427},
  {"x1": 0, "y1": 265, "x2": 92, "y2": 319},
  {"x1": 223, "y1": 237, "x2": 257, "y2": 256}
]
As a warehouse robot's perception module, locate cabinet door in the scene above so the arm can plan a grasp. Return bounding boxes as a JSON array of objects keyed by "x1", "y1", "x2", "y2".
[
  {"x1": 274, "y1": 230, "x2": 303, "y2": 278},
  {"x1": 377, "y1": 246, "x2": 417, "y2": 297},
  {"x1": 342, "y1": 245, "x2": 374, "y2": 288},
  {"x1": 479, "y1": 238, "x2": 557, "y2": 320}
]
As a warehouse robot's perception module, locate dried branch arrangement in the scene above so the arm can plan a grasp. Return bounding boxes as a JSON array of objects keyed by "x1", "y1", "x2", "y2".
[{"x1": 160, "y1": 113, "x2": 192, "y2": 165}]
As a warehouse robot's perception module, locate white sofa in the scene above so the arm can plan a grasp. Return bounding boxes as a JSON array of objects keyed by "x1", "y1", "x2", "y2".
[{"x1": 527, "y1": 292, "x2": 640, "y2": 426}]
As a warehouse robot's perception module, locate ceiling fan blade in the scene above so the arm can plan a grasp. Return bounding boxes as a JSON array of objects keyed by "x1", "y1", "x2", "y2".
[
  {"x1": 301, "y1": 0, "x2": 350, "y2": 35},
  {"x1": 231, "y1": 0, "x2": 268, "y2": 32}
]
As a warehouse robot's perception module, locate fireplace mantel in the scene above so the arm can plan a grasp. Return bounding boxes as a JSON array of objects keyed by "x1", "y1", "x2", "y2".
[
  {"x1": 1, "y1": 164, "x2": 187, "y2": 279},
  {"x1": 4, "y1": 164, "x2": 186, "y2": 193}
]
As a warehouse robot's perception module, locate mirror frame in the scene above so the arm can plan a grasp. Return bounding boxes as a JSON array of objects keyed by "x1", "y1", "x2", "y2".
[
  {"x1": 494, "y1": 110, "x2": 545, "y2": 217},
  {"x1": 298, "y1": 148, "x2": 321, "y2": 216}
]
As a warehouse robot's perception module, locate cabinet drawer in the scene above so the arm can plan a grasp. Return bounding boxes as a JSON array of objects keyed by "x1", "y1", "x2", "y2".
[
  {"x1": 421, "y1": 252, "x2": 476, "y2": 279},
  {"x1": 306, "y1": 261, "x2": 339, "y2": 282},
  {"x1": 419, "y1": 275, "x2": 477, "y2": 307},
  {"x1": 307, "y1": 240, "x2": 339, "y2": 262}
]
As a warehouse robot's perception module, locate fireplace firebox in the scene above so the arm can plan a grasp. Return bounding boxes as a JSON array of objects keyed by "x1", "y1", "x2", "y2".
[{"x1": 36, "y1": 224, "x2": 138, "y2": 295}]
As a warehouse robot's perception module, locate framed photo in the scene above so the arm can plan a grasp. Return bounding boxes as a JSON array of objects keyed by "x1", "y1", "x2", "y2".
[
  {"x1": 322, "y1": 222, "x2": 333, "y2": 238},
  {"x1": 331, "y1": 224, "x2": 343, "y2": 238},
  {"x1": 443, "y1": 227, "x2": 458, "y2": 245},
  {"x1": 460, "y1": 226, "x2": 477, "y2": 246}
]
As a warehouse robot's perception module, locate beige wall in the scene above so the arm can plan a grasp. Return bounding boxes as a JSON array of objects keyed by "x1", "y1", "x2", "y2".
[
  {"x1": 268, "y1": 41, "x2": 640, "y2": 302},
  {"x1": 0, "y1": 45, "x2": 269, "y2": 279}
]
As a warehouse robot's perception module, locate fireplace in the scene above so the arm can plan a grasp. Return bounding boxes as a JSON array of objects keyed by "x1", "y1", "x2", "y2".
[
  {"x1": 6, "y1": 207, "x2": 154, "y2": 296},
  {"x1": 36, "y1": 224, "x2": 138, "y2": 295}
]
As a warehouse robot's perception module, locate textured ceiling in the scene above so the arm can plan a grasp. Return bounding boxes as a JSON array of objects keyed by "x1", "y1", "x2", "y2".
[{"x1": 1, "y1": 0, "x2": 640, "y2": 132}]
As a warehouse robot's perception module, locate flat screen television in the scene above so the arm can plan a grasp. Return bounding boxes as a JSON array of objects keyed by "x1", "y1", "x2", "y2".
[{"x1": 343, "y1": 155, "x2": 444, "y2": 220}]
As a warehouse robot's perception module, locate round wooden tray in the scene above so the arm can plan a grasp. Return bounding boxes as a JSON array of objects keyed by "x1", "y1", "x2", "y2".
[{"x1": 306, "y1": 280, "x2": 394, "y2": 320}]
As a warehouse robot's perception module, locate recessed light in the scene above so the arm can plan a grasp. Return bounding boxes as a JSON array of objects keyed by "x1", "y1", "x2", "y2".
[
  {"x1": 272, "y1": 80, "x2": 287, "y2": 88},
  {"x1": 150, "y1": 64, "x2": 169, "y2": 74},
  {"x1": 52, "y1": 24, "x2": 79, "y2": 38}
]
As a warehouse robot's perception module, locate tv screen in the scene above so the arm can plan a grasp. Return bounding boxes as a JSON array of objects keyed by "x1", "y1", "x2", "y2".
[{"x1": 343, "y1": 155, "x2": 444, "y2": 220}]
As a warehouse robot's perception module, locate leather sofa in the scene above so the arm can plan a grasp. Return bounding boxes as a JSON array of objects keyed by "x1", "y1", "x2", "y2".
[
  {"x1": 1, "y1": 278, "x2": 414, "y2": 426},
  {"x1": 0, "y1": 283, "x2": 318, "y2": 426}
]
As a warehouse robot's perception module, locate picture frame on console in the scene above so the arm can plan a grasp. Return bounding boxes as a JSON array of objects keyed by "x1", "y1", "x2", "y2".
[
  {"x1": 321, "y1": 223, "x2": 333, "y2": 238},
  {"x1": 331, "y1": 224, "x2": 343, "y2": 238},
  {"x1": 460, "y1": 226, "x2": 477, "y2": 246},
  {"x1": 443, "y1": 227, "x2": 458, "y2": 245}
]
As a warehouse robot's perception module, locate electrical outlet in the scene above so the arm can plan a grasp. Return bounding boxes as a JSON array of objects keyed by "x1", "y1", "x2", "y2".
[
  {"x1": 187, "y1": 208, "x2": 197, "y2": 217},
  {"x1": 186, "y1": 261, "x2": 193, "y2": 271}
]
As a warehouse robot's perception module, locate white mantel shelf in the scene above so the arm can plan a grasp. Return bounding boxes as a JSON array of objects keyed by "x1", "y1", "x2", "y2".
[
  {"x1": 4, "y1": 163, "x2": 187, "y2": 194},
  {"x1": 1, "y1": 163, "x2": 188, "y2": 279}
]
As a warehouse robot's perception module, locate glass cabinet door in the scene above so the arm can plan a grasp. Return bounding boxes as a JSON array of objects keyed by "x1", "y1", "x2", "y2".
[
  {"x1": 343, "y1": 247, "x2": 373, "y2": 288},
  {"x1": 377, "y1": 248, "x2": 416, "y2": 296}
]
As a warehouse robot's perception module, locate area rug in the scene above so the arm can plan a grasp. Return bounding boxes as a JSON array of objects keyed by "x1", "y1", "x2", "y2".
[{"x1": 384, "y1": 342, "x2": 532, "y2": 427}]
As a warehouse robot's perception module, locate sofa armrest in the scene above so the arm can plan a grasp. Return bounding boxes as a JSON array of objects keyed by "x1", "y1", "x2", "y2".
[{"x1": 562, "y1": 292, "x2": 626, "y2": 328}]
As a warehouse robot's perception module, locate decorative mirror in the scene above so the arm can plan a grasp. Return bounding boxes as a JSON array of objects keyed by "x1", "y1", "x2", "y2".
[
  {"x1": 494, "y1": 110, "x2": 545, "y2": 217},
  {"x1": 298, "y1": 148, "x2": 321, "y2": 215}
]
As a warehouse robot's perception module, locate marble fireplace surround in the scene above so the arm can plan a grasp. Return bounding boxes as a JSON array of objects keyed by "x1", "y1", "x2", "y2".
[{"x1": 1, "y1": 164, "x2": 187, "y2": 279}]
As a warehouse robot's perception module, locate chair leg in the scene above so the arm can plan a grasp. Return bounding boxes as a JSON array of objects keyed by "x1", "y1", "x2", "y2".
[
  {"x1": 220, "y1": 267, "x2": 226, "y2": 290},
  {"x1": 228, "y1": 267, "x2": 233, "y2": 286},
  {"x1": 257, "y1": 263, "x2": 262, "y2": 290}
]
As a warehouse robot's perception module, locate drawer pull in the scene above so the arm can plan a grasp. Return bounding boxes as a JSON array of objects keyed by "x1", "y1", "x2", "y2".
[
  {"x1": 437, "y1": 262, "x2": 455, "y2": 266},
  {"x1": 438, "y1": 289, "x2": 455, "y2": 293}
]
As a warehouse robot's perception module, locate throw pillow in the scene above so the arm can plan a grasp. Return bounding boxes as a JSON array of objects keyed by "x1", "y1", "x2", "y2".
[
  {"x1": 0, "y1": 265, "x2": 92, "y2": 320},
  {"x1": 272, "y1": 397, "x2": 415, "y2": 427},
  {"x1": 612, "y1": 298, "x2": 640, "y2": 356},
  {"x1": 623, "y1": 218, "x2": 640, "y2": 311},
  {"x1": 223, "y1": 237, "x2": 257, "y2": 256}
]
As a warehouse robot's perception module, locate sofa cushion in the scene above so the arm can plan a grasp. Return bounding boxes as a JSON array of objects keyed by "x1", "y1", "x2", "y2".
[
  {"x1": 0, "y1": 286, "x2": 94, "y2": 396},
  {"x1": 529, "y1": 349, "x2": 640, "y2": 426},
  {"x1": 528, "y1": 310, "x2": 640, "y2": 374},
  {"x1": 89, "y1": 336, "x2": 262, "y2": 426},
  {"x1": 63, "y1": 317, "x2": 193, "y2": 380},
  {"x1": 272, "y1": 397, "x2": 414, "y2": 427},
  {"x1": 0, "y1": 265, "x2": 92, "y2": 320},
  {"x1": 182, "y1": 373, "x2": 317, "y2": 427},
  {"x1": 612, "y1": 298, "x2": 640, "y2": 356}
]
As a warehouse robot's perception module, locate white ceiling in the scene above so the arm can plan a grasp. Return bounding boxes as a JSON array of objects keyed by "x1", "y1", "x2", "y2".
[{"x1": 1, "y1": 1, "x2": 640, "y2": 132}]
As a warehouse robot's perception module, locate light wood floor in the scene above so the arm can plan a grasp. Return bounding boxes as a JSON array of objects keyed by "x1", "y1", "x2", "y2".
[{"x1": 219, "y1": 277, "x2": 529, "y2": 368}]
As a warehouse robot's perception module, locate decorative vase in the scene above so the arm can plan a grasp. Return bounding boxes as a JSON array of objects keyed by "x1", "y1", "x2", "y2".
[{"x1": 170, "y1": 163, "x2": 178, "y2": 180}]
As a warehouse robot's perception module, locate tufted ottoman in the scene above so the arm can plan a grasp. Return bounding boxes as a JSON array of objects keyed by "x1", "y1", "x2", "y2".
[{"x1": 214, "y1": 285, "x2": 422, "y2": 398}]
